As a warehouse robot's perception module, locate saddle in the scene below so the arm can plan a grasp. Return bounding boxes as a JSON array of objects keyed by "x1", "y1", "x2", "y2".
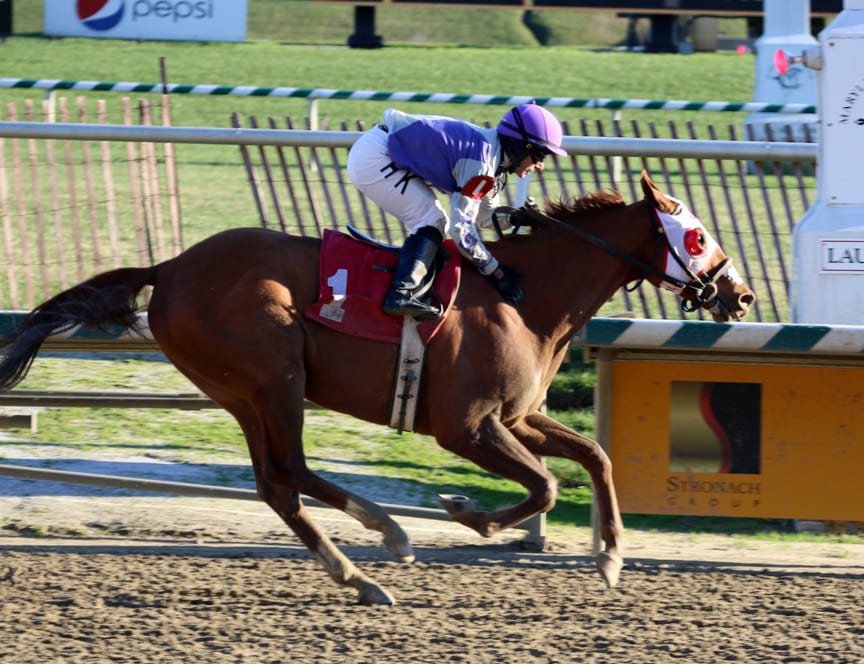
[
  {"x1": 305, "y1": 228, "x2": 460, "y2": 345},
  {"x1": 304, "y1": 228, "x2": 461, "y2": 433}
]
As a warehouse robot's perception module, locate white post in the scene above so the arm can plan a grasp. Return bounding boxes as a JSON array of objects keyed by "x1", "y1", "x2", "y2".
[
  {"x1": 792, "y1": 0, "x2": 864, "y2": 323},
  {"x1": 307, "y1": 98, "x2": 319, "y2": 131},
  {"x1": 745, "y1": 0, "x2": 818, "y2": 142}
]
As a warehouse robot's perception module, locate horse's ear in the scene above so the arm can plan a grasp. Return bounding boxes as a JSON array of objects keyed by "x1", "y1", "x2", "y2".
[{"x1": 640, "y1": 170, "x2": 678, "y2": 215}]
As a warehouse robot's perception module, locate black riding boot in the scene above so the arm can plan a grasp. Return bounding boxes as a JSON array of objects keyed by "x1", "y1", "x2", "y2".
[{"x1": 383, "y1": 226, "x2": 444, "y2": 320}]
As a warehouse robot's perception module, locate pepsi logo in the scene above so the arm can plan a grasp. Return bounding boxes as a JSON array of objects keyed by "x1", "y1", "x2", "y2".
[{"x1": 77, "y1": 0, "x2": 125, "y2": 31}]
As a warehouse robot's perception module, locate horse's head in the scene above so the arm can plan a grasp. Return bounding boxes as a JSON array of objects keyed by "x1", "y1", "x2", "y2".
[{"x1": 640, "y1": 171, "x2": 756, "y2": 322}]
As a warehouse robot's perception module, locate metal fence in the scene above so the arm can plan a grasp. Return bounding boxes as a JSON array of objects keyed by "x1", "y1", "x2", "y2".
[
  {"x1": 0, "y1": 113, "x2": 816, "y2": 322},
  {"x1": 0, "y1": 96, "x2": 181, "y2": 310}
]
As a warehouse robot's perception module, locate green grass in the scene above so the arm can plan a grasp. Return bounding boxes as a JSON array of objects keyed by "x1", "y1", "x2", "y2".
[
  {"x1": 9, "y1": 354, "x2": 595, "y2": 523},
  {"x1": 0, "y1": 42, "x2": 757, "y2": 128},
  {"x1": 12, "y1": 1, "x2": 753, "y2": 49},
  {"x1": 5, "y1": 1, "x2": 757, "y2": 136}
]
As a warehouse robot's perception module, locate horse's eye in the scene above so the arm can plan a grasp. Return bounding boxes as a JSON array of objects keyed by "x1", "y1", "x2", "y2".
[{"x1": 683, "y1": 228, "x2": 706, "y2": 256}]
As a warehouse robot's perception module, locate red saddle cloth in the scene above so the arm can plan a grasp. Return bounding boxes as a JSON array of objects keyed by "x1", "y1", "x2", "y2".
[{"x1": 304, "y1": 229, "x2": 461, "y2": 344}]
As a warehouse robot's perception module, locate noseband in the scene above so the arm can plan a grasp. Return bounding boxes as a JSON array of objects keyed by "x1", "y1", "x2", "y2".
[
  {"x1": 519, "y1": 202, "x2": 734, "y2": 314},
  {"x1": 656, "y1": 217, "x2": 733, "y2": 312}
]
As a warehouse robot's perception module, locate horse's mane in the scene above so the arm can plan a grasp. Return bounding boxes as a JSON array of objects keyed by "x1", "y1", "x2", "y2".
[
  {"x1": 543, "y1": 190, "x2": 627, "y2": 221},
  {"x1": 493, "y1": 189, "x2": 630, "y2": 245}
]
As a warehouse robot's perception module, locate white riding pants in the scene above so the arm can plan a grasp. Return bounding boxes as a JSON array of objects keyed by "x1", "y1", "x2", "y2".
[{"x1": 347, "y1": 126, "x2": 448, "y2": 237}]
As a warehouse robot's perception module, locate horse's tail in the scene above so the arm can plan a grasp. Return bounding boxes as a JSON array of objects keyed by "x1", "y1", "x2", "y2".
[{"x1": 0, "y1": 265, "x2": 158, "y2": 391}]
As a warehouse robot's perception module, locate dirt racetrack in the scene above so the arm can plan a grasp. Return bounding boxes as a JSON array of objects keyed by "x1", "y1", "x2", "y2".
[{"x1": 1, "y1": 488, "x2": 863, "y2": 664}]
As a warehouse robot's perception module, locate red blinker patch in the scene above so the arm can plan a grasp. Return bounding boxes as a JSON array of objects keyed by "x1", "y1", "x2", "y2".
[{"x1": 683, "y1": 228, "x2": 705, "y2": 257}]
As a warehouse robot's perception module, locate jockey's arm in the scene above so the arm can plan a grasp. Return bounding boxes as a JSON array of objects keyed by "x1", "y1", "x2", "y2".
[
  {"x1": 474, "y1": 195, "x2": 497, "y2": 229},
  {"x1": 448, "y1": 191, "x2": 500, "y2": 276}
]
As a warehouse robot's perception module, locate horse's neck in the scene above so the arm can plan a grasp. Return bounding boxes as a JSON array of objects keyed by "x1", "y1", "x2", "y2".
[{"x1": 518, "y1": 213, "x2": 649, "y2": 336}]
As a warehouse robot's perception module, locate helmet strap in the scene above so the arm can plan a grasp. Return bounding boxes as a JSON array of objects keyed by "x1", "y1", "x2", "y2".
[
  {"x1": 492, "y1": 168, "x2": 509, "y2": 192},
  {"x1": 499, "y1": 135, "x2": 528, "y2": 174}
]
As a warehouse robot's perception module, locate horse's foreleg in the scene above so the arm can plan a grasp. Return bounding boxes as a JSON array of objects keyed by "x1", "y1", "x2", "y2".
[
  {"x1": 435, "y1": 415, "x2": 557, "y2": 537},
  {"x1": 512, "y1": 412, "x2": 624, "y2": 588}
]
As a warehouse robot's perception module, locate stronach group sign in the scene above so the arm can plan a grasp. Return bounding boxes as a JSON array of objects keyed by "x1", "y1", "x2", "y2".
[{"x1": 575, "y1": 318, "x2": 864, "y2": 521}]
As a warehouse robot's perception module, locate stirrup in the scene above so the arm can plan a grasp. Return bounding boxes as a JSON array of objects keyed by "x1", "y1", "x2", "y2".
[
  {"x1": 410, "y1": 304, "x2": 444, "y2": 322},
  {"x1": 383, "y1": 294, "x2": 443, "y2": 321}
]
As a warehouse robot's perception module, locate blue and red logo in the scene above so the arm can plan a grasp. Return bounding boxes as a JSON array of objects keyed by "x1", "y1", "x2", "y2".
[{"x1": 77, "y1": 0, "x2": 125, "y2": 31}]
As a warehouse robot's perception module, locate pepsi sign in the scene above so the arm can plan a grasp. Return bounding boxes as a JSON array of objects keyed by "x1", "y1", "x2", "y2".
[
  {"x1": 77, "y1": 1, "x2": 126, "y2": 31},
  {"x1": 45, "y1": 0, "x2": 247, "y2": 42}
]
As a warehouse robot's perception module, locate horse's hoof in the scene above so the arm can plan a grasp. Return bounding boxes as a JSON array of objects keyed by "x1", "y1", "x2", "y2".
[
  {"x1": 357, "y1": 583, "x2": 396, "y2": 606},
  {"x1": 383, "y1": 534, "x2": 415, "y2": 563},
  {"x1": 436, "y1": 494, "x2": 489, "y2": 535},
  {"x1": 437, "y1": 493, "x2": 475, "y2": 516},
  {"x1": 596, "y1": 551, "x2": 623, "y2": 589}
]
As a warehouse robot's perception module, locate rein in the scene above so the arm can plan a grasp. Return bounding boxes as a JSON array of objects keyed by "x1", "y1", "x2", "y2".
[{"x1": 519, "y1": 203, "x2": 732, "y2": 312}]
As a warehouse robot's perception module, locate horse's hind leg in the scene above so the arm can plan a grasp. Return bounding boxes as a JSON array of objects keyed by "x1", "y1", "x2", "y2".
[
  {"x1": 221, "y1": 401, "x2": 397, "y2": 605},
  {"x1": 250, "y1": 381, "x2": 414, "y2": 563},
  {"x1": 262, "y1": 484, "x2": 396, "y2": 605},
  {"x1": 511, "y1": 411, "x2": 624, "y2": 588},
  {"x1": 173, "y1": 356, "x2": 413, "y2": 563},
  {"x1": 167, "y1": 369, "x2": 405, "y2": 605}
]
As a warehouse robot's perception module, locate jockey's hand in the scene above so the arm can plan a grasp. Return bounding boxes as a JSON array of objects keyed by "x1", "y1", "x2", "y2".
[
  {"x1": 491, "y1": 205, "x2": 533, "y2": 235},
  {"x1": 491, "y1": 206, "x2": 519, "y2": 232},
  {"x1": 486, "y1": 264, "x2": 525, "y2": 306}
]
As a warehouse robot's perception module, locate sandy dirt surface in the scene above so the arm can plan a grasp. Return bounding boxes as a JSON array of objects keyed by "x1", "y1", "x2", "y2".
[{"x1": 1, "y1": 449, "x2": 863, "y2": 663}]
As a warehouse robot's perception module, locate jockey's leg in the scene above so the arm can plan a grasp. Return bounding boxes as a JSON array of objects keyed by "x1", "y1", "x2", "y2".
[
  {"x1": 347, "y1": 125, "x2": 448, "y2": 320},
  {"x1": 382, "y1": 226, "x2": 444, "y2": 320}
]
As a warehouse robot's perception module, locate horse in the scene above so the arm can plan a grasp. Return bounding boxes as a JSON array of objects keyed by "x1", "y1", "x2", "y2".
[{"x1": 0, "y1": 170, "x2": 755, "y2": 605}]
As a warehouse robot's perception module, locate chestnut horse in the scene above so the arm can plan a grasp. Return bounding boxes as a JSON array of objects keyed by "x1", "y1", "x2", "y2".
[{"x1": 0, "y1": 171, "x2": 754, "y2": 604}]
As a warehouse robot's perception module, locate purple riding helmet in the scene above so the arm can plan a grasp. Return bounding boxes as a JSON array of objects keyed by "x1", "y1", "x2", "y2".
[{"x1": 497, "y1": 102, "x2": 567, "y2": 172}]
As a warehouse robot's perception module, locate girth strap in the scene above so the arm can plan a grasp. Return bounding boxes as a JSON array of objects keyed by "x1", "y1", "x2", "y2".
[{"x1": 389, "y1": 316, "x2": 426, "y2": 433}]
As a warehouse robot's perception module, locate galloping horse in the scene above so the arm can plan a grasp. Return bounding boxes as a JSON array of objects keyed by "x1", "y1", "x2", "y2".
[{"x1": 0, "y1": 171, "x2": 755, "y2": 604}]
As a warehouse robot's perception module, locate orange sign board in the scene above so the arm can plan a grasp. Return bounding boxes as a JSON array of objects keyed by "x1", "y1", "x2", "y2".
[{"x1": 609, "y1": 360, "x2": 864, "y2": 519}]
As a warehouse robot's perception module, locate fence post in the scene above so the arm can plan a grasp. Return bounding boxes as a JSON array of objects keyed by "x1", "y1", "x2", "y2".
[
  {"x1": 591, "y1": 348, "x2": 614, "y2": 555},
  {"x1": 307, "y1": 97, "x2": 319, "y2": 131},
  {"x1": 521, "y1": 508, "x2": 547, "y2": 550},
  {"x1": 43, "y1": 90, "x2": 56, "y2": 123}
]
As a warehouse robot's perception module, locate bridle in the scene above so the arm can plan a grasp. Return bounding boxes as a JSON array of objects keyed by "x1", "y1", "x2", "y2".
[{"x1": 517, "y1": 202, "x2": 734, "y2": 315}]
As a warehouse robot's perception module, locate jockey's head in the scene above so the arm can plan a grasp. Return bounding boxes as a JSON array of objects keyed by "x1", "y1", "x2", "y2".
[{"x1": 497, "y1": 102, "x2": 566, "y2": 173}]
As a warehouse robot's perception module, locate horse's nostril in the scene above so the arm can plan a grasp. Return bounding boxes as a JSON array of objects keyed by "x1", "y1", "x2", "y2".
[{"x1": 740, "y1": 293, "x2": 756, "y2": 308}]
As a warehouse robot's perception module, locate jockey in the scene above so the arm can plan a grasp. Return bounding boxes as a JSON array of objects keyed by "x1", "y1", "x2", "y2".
[{"x1": 347, "y1": 101, "x2": 567, "y2": 320}]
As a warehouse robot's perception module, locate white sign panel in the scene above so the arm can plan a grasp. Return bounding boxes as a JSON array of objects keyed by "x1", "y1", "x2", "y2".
[
  {"x1": 45, "y1": 0, "x2": 247, "y2": 42},
  {"x1": 821, "y1": 38, "x2": 864, "y2": 205},
  {"x1": 820, "y1": 239, "x2": 864, "y2": 273}
]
